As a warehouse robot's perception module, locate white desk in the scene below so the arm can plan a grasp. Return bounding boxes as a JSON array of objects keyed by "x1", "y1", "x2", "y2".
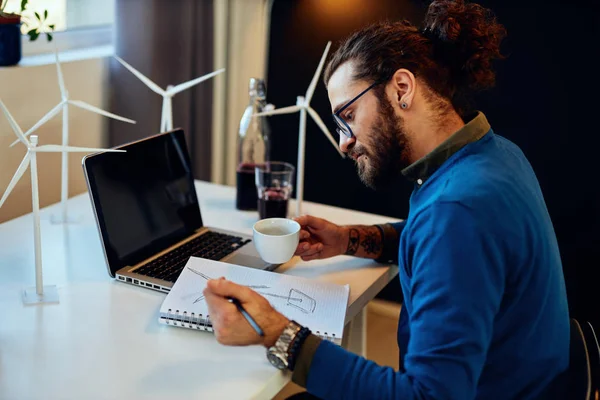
[{"x1": 0, "y1": 180, "x2": 399, "y2": 400}]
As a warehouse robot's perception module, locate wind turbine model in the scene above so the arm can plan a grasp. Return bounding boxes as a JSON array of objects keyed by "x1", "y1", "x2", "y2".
[
  {"x1": 9, "y1": 50, "x2": 136, "y2": 224},
  {"x1": 253, "y1": 41, "x2": 344, "y2": 217},
  {"x1": 114, "y1": 55, "x2": 225, "y2": 133},
  {"x1": 0, "y1": 100, "x2": 126, "y2": 305}
]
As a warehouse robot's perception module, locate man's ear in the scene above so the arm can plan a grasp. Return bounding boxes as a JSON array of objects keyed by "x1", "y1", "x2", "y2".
[{"x1": 390, "y1": 69, "x2": 416, "y2": 110}]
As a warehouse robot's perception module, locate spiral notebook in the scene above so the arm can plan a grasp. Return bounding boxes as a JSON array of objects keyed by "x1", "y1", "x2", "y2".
[{"x1": 158, "y1": 257, "x2": 351, "y2": 344}]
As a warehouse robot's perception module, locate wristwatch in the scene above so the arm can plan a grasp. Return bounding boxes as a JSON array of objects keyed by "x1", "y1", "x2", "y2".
[{"x1": 266, "y1": 320, "x2": 303, "y2": 370}]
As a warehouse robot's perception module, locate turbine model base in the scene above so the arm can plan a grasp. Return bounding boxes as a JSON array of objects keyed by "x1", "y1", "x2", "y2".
[{"x1": 22, "y1": 285, "x2": 59, "y2": 305}]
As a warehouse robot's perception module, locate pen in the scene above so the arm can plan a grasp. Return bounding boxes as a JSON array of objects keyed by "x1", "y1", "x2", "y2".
[{"x1": 228, "y1": 297, "x2": 265, "y2": 337}]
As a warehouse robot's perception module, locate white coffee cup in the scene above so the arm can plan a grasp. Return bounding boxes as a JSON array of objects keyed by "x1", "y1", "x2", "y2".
[{"x1": 252, "y1": 218, "x2": 300, "y2": 264}]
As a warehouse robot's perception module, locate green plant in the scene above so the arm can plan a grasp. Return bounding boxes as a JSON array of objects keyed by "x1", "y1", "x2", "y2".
[{"x1": 0, "y1": 0, "x2": 55, "y2": 42}]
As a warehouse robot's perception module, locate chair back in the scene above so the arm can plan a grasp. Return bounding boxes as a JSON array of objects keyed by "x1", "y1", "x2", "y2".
[{"x1": 569, "y1": 318, "x2": 600, "y2": 400}]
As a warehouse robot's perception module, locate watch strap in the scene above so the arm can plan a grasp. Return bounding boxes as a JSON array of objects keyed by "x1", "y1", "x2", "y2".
[
  {"x1": 270, "y1": 320, "x2": 301, "y2": 367},
  {"x1": 286, "y1": 325, "x2": 311, "y2": 371}
]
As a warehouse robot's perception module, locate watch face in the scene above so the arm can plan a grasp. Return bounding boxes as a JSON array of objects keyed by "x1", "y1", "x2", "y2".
[{"x1": 267, "y1": 349, "x2": 287, "y2": 370}]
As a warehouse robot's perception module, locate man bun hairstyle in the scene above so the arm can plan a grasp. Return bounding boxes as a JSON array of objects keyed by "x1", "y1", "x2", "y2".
[
  {"x1": 324, "y1": 0, "x2": 507, "y2": 116},
  {"x1": 423, "y1": 0, "x2": 506, "y2": 93}
]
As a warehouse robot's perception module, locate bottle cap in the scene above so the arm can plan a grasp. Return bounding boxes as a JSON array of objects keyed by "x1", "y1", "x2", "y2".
[{"x1": 249, "y1": 78, "x2": 267, "y2": 99}]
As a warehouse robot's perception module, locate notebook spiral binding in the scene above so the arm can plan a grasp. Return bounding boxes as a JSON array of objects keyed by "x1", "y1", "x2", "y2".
[
  {"x1": 314, "y1": 330, "x2": 337, "y2": 343},
  {"x1": 162, "y1": 310, "x2": 338, "y2": 343},
  {"x1": 163, "y1": 308, "x2": 214, "y2": 333}
]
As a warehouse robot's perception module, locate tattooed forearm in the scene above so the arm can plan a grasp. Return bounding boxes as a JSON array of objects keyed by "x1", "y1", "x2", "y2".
[
  {"x1": 344, "y1": 226, "x2": 383, "y2": 259},
  {"x1": 345, "y1": 228, "x2": 360, "y2": 255}
]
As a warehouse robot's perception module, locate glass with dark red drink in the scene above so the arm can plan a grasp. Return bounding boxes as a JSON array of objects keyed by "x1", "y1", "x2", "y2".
[
  {"x1": 236, "y1": 163, "x2": 262, "y2": 210},
  {"x1": 255, "y1": 162, "x2": 295, "y2": 220}
]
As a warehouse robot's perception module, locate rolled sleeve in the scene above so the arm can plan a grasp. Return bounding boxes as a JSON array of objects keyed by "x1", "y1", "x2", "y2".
[{"x1": 375, "y1": 221, "x2": 405, "y2": 264}]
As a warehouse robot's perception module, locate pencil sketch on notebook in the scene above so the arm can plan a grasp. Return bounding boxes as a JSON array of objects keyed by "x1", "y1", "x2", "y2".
[{"x1": 182, "y1": 267, "x2": 317, "y2": 313}]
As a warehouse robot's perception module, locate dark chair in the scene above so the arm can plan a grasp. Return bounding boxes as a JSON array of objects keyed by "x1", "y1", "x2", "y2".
[{"x1": 569, "y1": 318, "x2": 600, "y2": 400}]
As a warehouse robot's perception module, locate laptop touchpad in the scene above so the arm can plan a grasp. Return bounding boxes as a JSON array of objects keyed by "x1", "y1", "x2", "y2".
[{"x1": 226, "y1": 252, "x2": 276, "y2": 270}]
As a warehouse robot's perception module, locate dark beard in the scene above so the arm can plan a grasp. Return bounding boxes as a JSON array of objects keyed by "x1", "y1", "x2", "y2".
[{"x1": 352, "y1": 93, "x2": 410, "y2": 190}]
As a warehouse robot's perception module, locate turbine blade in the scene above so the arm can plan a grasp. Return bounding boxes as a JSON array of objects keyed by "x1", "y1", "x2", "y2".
[
  {"x1": 307, "y1": 107, "x2": 344, "y2": 157},
  {"x1": 68, "y1": 100, "x2": 136, "y2": 124},
  {"x1": 305, "y1": 41, "x2": 331, "y2": 103},
  {"x1": 0, "y1": 99, "x2": 27, "y2": 146},
  {"x1": 55, "y1": 50, "x2": 67, "y2": 98},
  {"x1": 0, "y1": 153, "x2": 30, "y2": 209},
  {"x1": 168, "y1": 68, "x2": 225, "y2": 95},
  {"x1": 35, "y1": 145, "x2": 126, "y2": 153},
  {"x1": 253, "y1": 105, "x2": 302, "y2": 117},
  {"x1": 9, "y1": 102, "x2": 66, "y2": 148},
  {"x1": 113, "y1": 56, "x2": 165, "y2": 96}
]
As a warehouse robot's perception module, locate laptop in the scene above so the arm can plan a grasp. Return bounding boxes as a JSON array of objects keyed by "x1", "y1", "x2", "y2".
[{"x1": 82, "y1": 129, "x2": 274, "y2": 293}]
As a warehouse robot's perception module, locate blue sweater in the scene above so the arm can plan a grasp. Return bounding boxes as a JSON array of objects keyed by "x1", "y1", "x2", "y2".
[{"x1": 306, "y1": 131, "x2": 570, "y2": 399}]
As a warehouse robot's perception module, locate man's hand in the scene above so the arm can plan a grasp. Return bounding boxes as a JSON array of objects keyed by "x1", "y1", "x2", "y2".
[
  {"x1": 293, "y1": 215, "x2": 348, "y2": 261},
  {"x1": 293, "y1": 216, "x2": 387, "y2": 261},
  {"x1": 203, "y1": 278, "x2": 289, "y2": 348}
]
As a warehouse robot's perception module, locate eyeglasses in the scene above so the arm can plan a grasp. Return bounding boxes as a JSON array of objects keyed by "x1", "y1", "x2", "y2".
[{"x1": 332, "y1": 79, "x2": 386, "y2": 139}]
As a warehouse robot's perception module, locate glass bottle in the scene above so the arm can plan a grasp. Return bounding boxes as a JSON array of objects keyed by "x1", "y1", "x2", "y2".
[{"x1": 235, "y1": 78, "x2": 271, "y2": 210}]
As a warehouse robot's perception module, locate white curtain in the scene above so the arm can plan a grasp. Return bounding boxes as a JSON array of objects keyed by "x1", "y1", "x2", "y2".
[{"x1": 212, "y1": 0, "x2": 273, "y2": 185}]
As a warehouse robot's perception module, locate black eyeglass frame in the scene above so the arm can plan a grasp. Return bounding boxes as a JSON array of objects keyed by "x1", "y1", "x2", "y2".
[{"x1": 332, "y1": 78, "x2": 387, "y2": 138}]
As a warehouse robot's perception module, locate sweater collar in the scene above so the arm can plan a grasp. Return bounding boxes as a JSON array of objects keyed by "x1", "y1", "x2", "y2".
[{"x1": 401, "y1": 111, "x2": 491, "y2": 185}]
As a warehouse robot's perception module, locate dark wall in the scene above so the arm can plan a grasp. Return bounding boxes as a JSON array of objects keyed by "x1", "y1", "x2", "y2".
[
  {"x1": 471, "y1": 0, "x2": 600, "y2": 325},
  {"x1": 267, "y1": 0, "x2": 600, "y2": 323}
]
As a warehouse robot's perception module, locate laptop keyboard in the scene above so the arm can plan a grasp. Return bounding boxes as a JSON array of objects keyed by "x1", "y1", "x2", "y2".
[{"x1": 134, "y1": 231, "x2": 251, "y2": 283}]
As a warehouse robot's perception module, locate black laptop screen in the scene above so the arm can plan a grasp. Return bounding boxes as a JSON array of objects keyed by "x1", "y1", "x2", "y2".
[{"x1": 83, "y1": 129, "x2": 203, "y2": 276}]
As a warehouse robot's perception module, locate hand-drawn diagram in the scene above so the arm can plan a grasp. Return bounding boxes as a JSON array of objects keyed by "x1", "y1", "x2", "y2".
[{"x1": 183, "y1": 267, "x2": 316, "y2": 314}]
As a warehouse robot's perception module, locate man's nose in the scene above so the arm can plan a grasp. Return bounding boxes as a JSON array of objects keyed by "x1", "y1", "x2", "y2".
[{"x1": 339, "y1": 133, "x2": 355, "y2": 154}]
